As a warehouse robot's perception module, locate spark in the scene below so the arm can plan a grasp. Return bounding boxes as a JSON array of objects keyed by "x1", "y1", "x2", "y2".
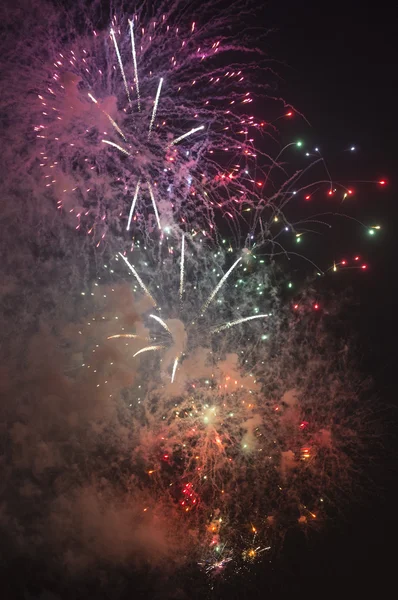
[
  {"x1": 148, "y1": 77, "x2": 163, "y2": 138},
  {"x1": 103, "y1": 113, "x2": 126, "y2": 141},
  {"x1": 102, "y1": 139, "x2": 130, "y2": 156},
  {"x1": 169, "y1": 125, "x2": 205, "y2": 147},
  {"x1": 147, "y1": 181, "x2": 161, "y2": 229},
  {"x1": 88, "y1": 93, "x2": 127, "y2": 140},
  {"x1": 211, "y1": 314, "x2": 269, "y2": 334},
  {"x1": 180, "y1": 234, "x2": 185, "y2": 300},
  {"x1": 118, "y1": 252, "x2": 157, "y2": 306},
  {"x1": 127, "y1": 179, "x2": 141, "y2": 230},
  {"x1": 203, "y1": 557, "x2": 232, "y2": 573},
  {"x1": 149, "y1": 314, "x2": 171, "y2": 334},
  {"x1": 171, "y1": 356, "x2": 179, "y2": 383},
  {"x1": 133, "y1": 344, "x2": 165, "y2": 358},
  {"x1": 110, "y1": 28, "x2": 132, "y2": 105},
  {"x1": 107, "y1": 334, "x2": 146, "y2": 340},
  {"x1": 201, "y1": 257, "x2": 242, "y2": 314},
  {"x1": 129, "y1": 19, "x2": 141, "y2": 111}
]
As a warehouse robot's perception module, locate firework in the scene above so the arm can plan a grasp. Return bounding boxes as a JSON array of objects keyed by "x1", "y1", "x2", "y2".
[
  {"x1": 0, "y1": 0, "x2": 385, "y2": 585},
  {"x1": 3, "y1": 0, "x2": 383, "y2": 258},
  {"x1": 21, "y1": 2, "x2": 268, "y2": 246},
  {"x1": 71, "y1": 239, "x2": 374, "y2": 574}
]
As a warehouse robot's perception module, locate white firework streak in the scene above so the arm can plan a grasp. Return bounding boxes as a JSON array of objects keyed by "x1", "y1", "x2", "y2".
[
  {"x1": 201, "y1": 257, "x2": 242, "y2": 314},
  {"x1": 102, "y1": 139, "x2": 130, "y2": 156},
  {"x1": 133, "y1": 344, "x2": 165, "y2": 358},
  {"x1": 147, "y1": 181, "x2": 161, "y2": 229},
  {"x1": 169, "y1": 125, "x2": 205, "y2": 147},
  {"x1": 107, "y1": 334, "x2": 147, "y2": 340},
  {"x1": 171, "y1": 355, "x2": 179, "y2": 383},
  {"x1": 148, "y1": 77, "x2": 163, "y2": 138},
  {"x1": 179, "y1": 234, "x2": 185, "y2": 300},
  {"x1": 104, "y1": 115, "x2": 127, "y2": 141},
  {"x1": 106, "y1": 116, "x2": 126, "y2": 141},
  {"x1": 129, "y1": 19, "x2": 141, "y2": 112},
  {"x1": 118, "y1": 252, "x2": 157, "y2": 306},
  {"x1": 110, "y1": 28, "x2": 132, "y2": 106},
  {"x1": 210, "y1": 314, "x2": 269, "y2": 334},
  {"x1": 88, "y1": 93, "x2": 127, "y2": 141},
  {"x1": 127, "y1": 179, "x2": 141, "y2": 231},
  {"x1": 149, "y1": 314, "x2": 171, "y2": 334}
]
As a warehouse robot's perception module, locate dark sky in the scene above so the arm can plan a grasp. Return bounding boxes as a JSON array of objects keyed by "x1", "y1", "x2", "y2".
[
  {"x1": 267, "y1": 0, "x2": 397, "y2": 154},
  {"x1": 264, "y1": 0, "x2": 397, "y2": 398},
  {"x1": 264, "y1": 4, "x2": 397, "y2": 387},
  {"x1": 253, "y1": 0, "x2": 398, "y2": 593},
  {"x1": 259, "y1": 0, "x2": 398, "y2": 392}
]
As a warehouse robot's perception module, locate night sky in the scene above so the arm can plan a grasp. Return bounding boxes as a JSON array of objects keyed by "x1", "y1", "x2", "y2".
[
  {"x1": 1, "y1": 0, "x2": 397, "y2": 597},
  {"x1": 260, "y1": 0, "x2": 398, "y2": 593}
]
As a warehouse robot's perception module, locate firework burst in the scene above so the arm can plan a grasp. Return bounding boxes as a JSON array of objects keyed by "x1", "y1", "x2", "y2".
[
  {"x1": 0, "y1": 0, "x2": 384, "y2": 587},
  {"x1": 2, "y1": 0, "x2": 378, "y2": 262},
  {"x1": 12, "y1": 1, "x2": 273, "y2": 248},
  {"x1": 72, "y1": 240, "x2": 374, "y2": 574}
]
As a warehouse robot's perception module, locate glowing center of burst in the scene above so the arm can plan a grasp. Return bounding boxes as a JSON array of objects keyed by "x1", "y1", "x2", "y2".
[{"x1": 203, "y1": 406, "x2": 216, "y2": 424}]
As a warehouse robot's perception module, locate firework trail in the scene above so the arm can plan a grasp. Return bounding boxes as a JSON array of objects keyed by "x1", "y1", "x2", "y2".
[
  {"x1": 201, "y1": 256, "x2": 242, "y2": 314},
  {"x1": 179, "y1": 233, "x2": 185, "y2": 300},
  {"x1": 127, "y1": 179, "x2": 141, "y2": 230},
  {"x1": 129, "y1": 18, "x2": 141, "y2": 111},
  {"x1": 118, "y1": 251, "x2": 157, "y2": 306}
]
